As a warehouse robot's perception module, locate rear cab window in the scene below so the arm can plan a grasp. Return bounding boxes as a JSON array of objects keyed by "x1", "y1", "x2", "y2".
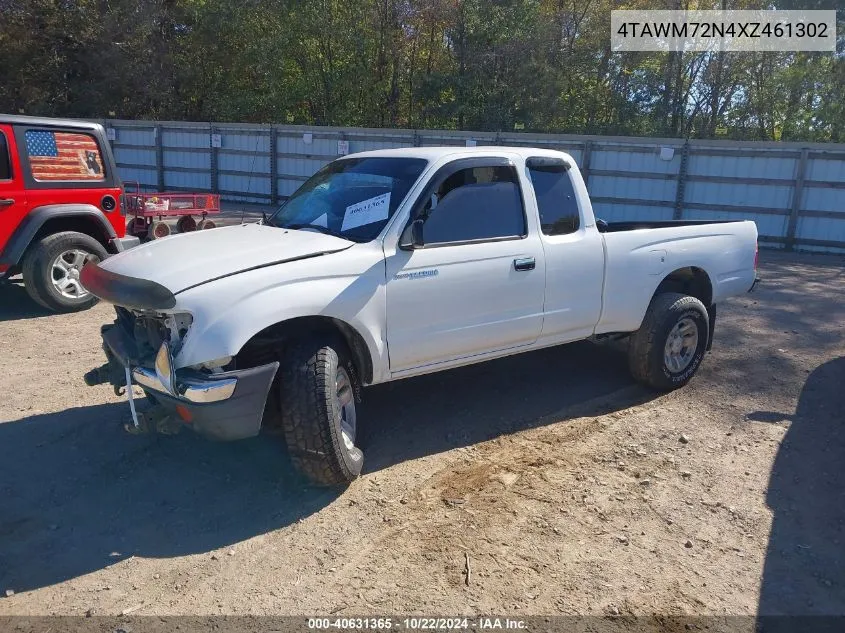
[
  {"x1": 23, "y1": 129, "x2": 106, "y2": 182},
  {"x1": 0, "y1": 131, "x2": 11, "y2": 181},
  {"x1": 527, "y1": 157, "x2": 580, "y2": 236}
]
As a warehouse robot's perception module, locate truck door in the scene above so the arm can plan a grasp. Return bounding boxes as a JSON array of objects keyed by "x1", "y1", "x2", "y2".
[
  {"x1": 525, "y1": 157, "x2": 604, "y2": 342},
  {"x1": 0, "y1": 125, "x2": 27, "y2": 266},
  {"x1": 385, "y1": 157, "x2": 546, "y2": 373}
]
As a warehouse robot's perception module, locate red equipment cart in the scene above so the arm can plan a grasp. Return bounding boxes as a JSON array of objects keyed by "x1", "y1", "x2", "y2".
[{"x1": 123, "y1": 182, "x2": 221, "y2": 241}]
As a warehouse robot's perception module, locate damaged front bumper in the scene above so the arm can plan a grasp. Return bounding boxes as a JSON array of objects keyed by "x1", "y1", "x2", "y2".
[{"x1": 87, "y1": 320, "x2": 278, "y2": 441}]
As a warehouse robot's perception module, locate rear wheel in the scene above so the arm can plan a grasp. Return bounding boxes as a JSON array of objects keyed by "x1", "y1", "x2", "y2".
[
  {"x1": 21, "y1": 231, "x2": 108, "y2": 312},
  {"x1": 628, "y1": 292, "x2": 709, "y2": 391},
  {"x1": 197, "y1": 218, "x2": 216, "y2": 230},
  {"x1": 276, "y1": 337, "x2": 363, "y2": 486}
]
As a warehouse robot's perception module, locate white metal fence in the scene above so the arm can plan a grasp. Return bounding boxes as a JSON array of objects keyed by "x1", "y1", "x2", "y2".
[{"x1": 102, "y1": 119, "x2": 845, "y2": 252}]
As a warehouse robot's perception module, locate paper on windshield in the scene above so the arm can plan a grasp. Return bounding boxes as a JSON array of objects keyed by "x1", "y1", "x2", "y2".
[
  {"x1": 311, "y1": 213, "x2": 328, "y2": 227},
  {"x1": 341, "y1": 193, "x2": 390, "y2": 231}
]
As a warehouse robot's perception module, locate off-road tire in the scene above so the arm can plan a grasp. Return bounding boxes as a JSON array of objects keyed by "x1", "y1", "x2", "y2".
[
  {"x1": 628, "y1": 292, "x2": 709, "y2": 392},
  {"x1": 277, "y1": 337, "x2": 363, "y2": 486},
  {"x1": 22, "y1": 231, "x2": 108, "y2": 312}
]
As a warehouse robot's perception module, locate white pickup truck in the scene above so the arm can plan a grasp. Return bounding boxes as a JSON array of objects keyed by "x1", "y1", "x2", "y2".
[{"x1": 82, "y1": 147, "x2": 758, "y2": 485}]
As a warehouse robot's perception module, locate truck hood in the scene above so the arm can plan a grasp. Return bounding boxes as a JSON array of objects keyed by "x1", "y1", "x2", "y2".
[{"x1": 99, "y1": 223, "x2": 353, "y2": 294}]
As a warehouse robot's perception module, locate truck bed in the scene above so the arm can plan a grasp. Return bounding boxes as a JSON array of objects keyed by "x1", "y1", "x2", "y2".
[{"x1": 596, "y1": 218, "x2": 758, "y2": 335}]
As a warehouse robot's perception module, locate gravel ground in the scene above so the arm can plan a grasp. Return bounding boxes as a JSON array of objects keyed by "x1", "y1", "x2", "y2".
[{"x1": 0, "y1": 250, "x2": 843, "y2": 621}]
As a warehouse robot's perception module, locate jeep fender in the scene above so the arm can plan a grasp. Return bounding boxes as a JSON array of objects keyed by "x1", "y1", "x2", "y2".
[{"x1": 0, "y1": 204, "x2": 118, "y2": 266}]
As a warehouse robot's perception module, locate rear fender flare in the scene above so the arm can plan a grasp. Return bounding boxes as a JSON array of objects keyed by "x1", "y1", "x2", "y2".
[{"x1": 0, "y1": 204, "x2": 118, "y2": 266}]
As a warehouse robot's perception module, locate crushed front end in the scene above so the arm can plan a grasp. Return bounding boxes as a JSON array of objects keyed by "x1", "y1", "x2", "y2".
[{"x1": 84, "y1": 290, "x2": 278, "y2": 441}]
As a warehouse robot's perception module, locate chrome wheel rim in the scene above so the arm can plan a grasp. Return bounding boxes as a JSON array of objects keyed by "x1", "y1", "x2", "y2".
[
  {"x1": 51, "y1": 249, "x2": 98, "y2": 300},
  {"x1": 335, "y1": 366, "x2": 357, "y2": 451},
  {"x1": 664, "y1": 317, "x2": 699, "y2": 373}
]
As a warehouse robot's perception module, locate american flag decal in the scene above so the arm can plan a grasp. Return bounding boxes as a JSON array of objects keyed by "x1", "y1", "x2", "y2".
[{"x1": 25, "y1": 130, "x2": 105, "y2": 181}]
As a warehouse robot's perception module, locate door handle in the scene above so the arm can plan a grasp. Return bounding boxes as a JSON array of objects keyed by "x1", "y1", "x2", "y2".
[
  {"x1": 513, "y1": 257, "x2": 535, "y2": 271},
  {"x1": 0, "y1": 199, "x2": 14, "y2": 208}
]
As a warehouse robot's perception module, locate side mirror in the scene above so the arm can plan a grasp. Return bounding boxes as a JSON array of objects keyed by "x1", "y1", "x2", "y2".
[{"x1": 399, "y1": 219, "x2": 424, "y2": 250}]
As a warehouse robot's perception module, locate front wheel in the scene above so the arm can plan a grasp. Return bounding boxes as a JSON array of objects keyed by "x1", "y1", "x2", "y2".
[
  {"x1": 21, "y1": 231, "x2": 108, "y2": 312},
  {"x1": 628, "y1": 292, "x2": 709, "y2": 391},
  {"x1": 277, "y1": 337, "x2": 363, "y2": 485}
]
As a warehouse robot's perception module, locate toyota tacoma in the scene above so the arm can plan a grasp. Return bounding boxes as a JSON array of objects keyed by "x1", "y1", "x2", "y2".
[{"x1": 82, "y1": 147, "x2": 759, "y2": 485}]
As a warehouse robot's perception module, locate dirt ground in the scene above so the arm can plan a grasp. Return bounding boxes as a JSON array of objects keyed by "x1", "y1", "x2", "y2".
[{"x1": 0, "y1": 250, "x2": 843, "y2": 621}]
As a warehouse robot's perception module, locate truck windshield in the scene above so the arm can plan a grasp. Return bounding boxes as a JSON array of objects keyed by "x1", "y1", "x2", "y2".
[{"x1": 267, "y1": 157, "x2": 428, "y2": 242}]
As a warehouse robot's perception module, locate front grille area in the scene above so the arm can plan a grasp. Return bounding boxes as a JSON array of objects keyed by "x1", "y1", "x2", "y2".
[{"x1": 114, "y1": 307, "x2": 169, "y2": 364}]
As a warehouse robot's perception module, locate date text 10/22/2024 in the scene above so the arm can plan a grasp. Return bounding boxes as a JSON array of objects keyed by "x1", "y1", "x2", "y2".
[{"x1": 307, "y1": 618, "x2": 527, "y2": 630}]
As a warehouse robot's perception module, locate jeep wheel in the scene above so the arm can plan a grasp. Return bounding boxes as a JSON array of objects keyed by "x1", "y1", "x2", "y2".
[
  {"x1": 277, "y1": 337, "x2": 363, "y2": 486},
  {"x1": 628, "y1": 292, "x2": 709, "y2": 392},
  {"x1": 22, "y1": 231, "x2": 108, "y2": 312}
]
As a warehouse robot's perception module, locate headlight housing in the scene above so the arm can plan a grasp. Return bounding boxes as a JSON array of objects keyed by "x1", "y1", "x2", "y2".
[{"x1": 189, "y1": 356, "x2": 234, "y2": 373}]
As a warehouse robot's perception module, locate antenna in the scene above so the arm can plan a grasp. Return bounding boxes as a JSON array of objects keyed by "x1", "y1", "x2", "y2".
[{"x1": 240, "y1": 129, "x2": 263, "y2": 225}]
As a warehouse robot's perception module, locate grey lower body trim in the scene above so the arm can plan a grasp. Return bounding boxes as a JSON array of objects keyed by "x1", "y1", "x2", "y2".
[{"x1": 142, "y1": 361, "x2": 280, "y2": 441}]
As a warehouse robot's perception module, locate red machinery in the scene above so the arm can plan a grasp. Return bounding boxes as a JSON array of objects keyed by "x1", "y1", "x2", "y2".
[{"x1": 123, "y1": 182, "x2": 221, "y2": 240}]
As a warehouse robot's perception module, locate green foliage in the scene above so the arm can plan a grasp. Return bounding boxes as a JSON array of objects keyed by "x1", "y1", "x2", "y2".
[{"x1": 0, "y1": 0, "x2": 841, "y2": 141}]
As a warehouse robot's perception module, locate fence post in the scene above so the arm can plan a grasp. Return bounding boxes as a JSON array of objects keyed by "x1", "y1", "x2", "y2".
[
  {"x1": 412, "y1": 130, "x2": 422, "y2": 147},
  {"x1": 210, "y1": 125, "x2": 219, "y2": 194},
  {"x1": 270, "y1": 127, "x2": 279, "y2": 206},
  {"x1": 581, "y1": 141, "x2": 593, "y2": 186},
  {"x1": 155, "y1": 125, "x2": 164, "y2": 192},
  {"x1": 104, "y1": 119, "x2": 115, "y2": 153},
  {"x1": 673, "y1": 141, "x2": 690, "y2": 220},
  {"x1": 786, "y1": 148, "x2": 809, "y2": 252}
]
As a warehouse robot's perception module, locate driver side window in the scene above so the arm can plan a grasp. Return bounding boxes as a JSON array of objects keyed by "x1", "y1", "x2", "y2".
[{"x1": 418, "y1": 165, "x2": 526, "y2": 246}]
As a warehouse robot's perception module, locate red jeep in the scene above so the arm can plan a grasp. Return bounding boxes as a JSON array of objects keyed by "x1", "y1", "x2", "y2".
[{"x1": 0, "y1": 115, "x2": 139, "y2": 312}]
